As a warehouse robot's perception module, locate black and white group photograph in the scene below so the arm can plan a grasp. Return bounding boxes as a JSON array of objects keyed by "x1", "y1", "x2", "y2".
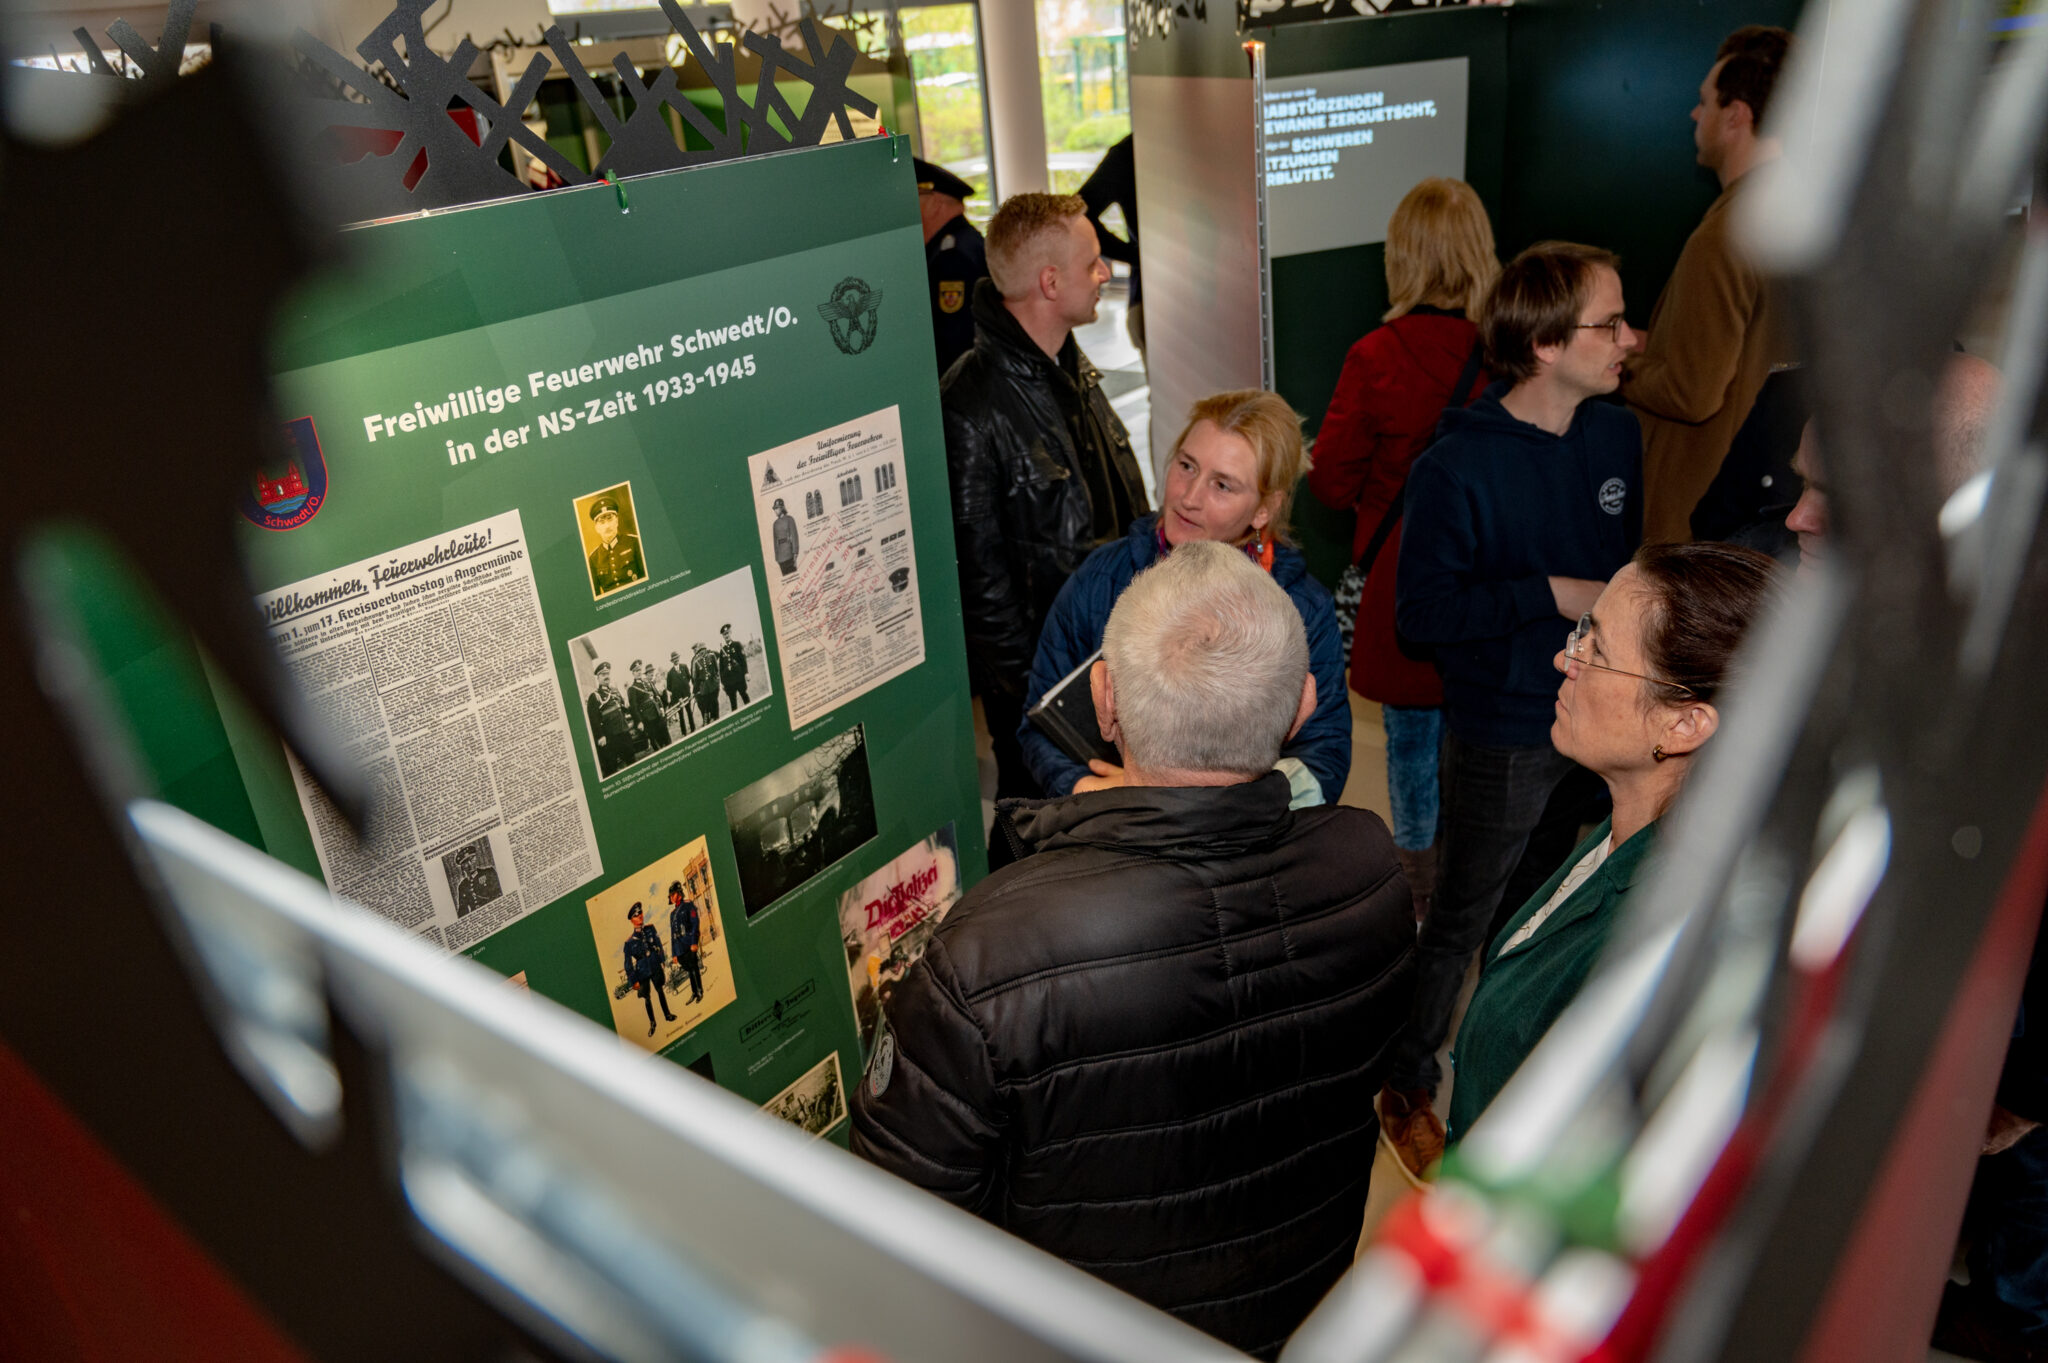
[
  {"x1": 760, "y1": 1050, "x2": 846, "y2": 1140},
  {"x1": 723, "y1": 723, "x2": 878, "y2": 917},
  {"x1": 566, "y1": 566, "x2": 772, "y2": 780}
]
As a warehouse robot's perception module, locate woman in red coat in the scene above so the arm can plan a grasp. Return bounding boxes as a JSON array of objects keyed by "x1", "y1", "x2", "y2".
[{"x1": 1308, "y1": 178, "x2": 1498, "y2": 918}]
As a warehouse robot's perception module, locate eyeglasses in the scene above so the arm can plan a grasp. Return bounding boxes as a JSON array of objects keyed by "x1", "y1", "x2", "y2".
[
  {"x1": 1575, "y1": 316, "x2": 1630, "y2": 343},
  {"x1": 1564, "y1": 613, "x2": 1695, "y2": 699}
]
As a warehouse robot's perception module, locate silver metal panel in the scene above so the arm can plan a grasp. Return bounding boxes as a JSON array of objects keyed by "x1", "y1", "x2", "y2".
[
  {"x1": 128, "y1": 799, "x2": 1250, "y2": 1363},
  {"x1": 1131, "y1": 71, "x2": 1266, "y2": 477}
]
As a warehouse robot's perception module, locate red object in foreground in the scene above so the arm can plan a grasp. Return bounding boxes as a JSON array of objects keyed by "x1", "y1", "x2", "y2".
[
  {"x1": 0, "y1": 1038, "x2": 312, "y2": 1363},
  {"x1": 325, "y1": 107, "x2": 485, "y2": 191}
]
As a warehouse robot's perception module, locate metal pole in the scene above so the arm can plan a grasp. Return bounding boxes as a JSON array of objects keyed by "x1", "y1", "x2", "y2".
[{"x1": 1245, "y1": 38, "x2": 1274, "y2": 391}]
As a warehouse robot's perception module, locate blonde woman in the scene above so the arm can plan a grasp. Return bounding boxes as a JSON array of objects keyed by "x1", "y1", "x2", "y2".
[
  {"x1": 1307, "y1": 176, "x2": 1499, "y2": 918},
  {"x1": 1018, "y1": 390, "x2": 1351, "y2": 808}
]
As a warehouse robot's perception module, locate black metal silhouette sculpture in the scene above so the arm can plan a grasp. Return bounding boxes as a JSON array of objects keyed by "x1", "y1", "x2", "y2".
[{"x1": 63, "y1": 0, "x2": 882, "y2": 219}]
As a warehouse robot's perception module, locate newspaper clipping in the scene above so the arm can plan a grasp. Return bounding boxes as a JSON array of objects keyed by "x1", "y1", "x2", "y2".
[
  {"x1": 264, "y1": 509, "x2": 601, "y2": 951},
  {"x1": 840, "y1": 824, "x2": 962, "y2": 1060},
  {"x1": 747, "y1": 406, "x2": 925, "y2": 728}
]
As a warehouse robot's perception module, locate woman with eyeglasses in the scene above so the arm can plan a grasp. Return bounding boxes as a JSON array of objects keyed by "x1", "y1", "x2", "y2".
[{"x1": 1444, "y1": 540, "x2": 1779, "y2": 1141}]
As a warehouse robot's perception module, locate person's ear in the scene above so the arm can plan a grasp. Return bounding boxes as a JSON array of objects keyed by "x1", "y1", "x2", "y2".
[
  {"x1": 1727, "y1": 97, "x2": 1756, "y2": 136},
  {"x1": 1251, "y1": 492, "x2": 1281, "y2": 537},
  {"x1": 1038, "y1": 260, "x2": 1061, "y2": 303},
  {"x1": 1286, "y1": 672, "x2": 1317, "y2": 742},
  {"x1": 1532, "y1": 338, "x2": 1564, "y2": 369},
  {"x1": 1661, "y1": 701, "x2": 1719, "y2": 758},
  {"x1": 1090, "y1": 659, "x2": 1120, "y2": 745}
]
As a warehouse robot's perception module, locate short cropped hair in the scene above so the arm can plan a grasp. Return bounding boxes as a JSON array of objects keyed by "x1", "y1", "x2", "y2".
[
  {"x1": 1101, "y1": 541, "x2": 1308, "y2": 778},
  {"x1": 1715, "y1": 26, "x2": 1794, "y2": 128},
  {"x1": 1169, "y1": 390, "x2": 1310, "y2": 542},
  {"x1": 986, "y1": 192, "x2": 1088, "y2": 297},
  {"x1": 1384, "y1": 178, "x2": 1500, "y2": 322},
  {"x1": 1480, "y1": 241, "x2": 1621, "y2": 384}
]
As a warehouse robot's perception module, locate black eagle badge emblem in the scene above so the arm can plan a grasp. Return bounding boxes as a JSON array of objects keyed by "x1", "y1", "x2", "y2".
[{"x1": 818, "y1": 276, "x2": 884, "y2": 355}]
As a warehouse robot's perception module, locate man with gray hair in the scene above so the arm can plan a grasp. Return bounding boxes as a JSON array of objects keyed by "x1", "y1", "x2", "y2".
[{"x1": 851, "y1": 542, "x2": 1415, "y2": 1358}]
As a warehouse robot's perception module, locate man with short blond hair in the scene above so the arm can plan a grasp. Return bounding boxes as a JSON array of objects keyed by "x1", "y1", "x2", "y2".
[{"x1": 942, "y1": 191, "x2": 1148, "y2": 799}]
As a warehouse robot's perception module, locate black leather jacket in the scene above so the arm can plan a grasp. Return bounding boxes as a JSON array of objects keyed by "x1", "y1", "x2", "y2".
[
  {"x1": 940, "y1": 280, "x2": 1147, "y2": 697},
  {"x1": 850, "y1": 773, "x2": 1416, "y2": 1358}
]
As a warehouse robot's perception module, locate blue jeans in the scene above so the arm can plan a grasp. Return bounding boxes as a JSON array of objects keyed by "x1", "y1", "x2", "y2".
[
  {"x1": 1382, "y1": 706, "x2": 1444, "y2": 852},
  {"x1": 1386, "y1": 730, "x2": 1603, "y2": 1094}
]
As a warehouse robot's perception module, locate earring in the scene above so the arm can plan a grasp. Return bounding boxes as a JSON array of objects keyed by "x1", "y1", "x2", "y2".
[{"x1": 1652, "y1": 744, "x2": 1670, "y2": 763}]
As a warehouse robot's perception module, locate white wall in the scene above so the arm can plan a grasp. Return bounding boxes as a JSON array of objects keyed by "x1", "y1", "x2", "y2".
[{"x1": 978, "y1": 0, "x2": 1046, "y2": 198}]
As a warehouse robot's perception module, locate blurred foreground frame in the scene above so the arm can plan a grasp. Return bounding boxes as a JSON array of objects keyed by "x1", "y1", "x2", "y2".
[
  {"x1": 0, "y1": 9, "x2": 1218, "y2": 1363},
  {"x1": 0, "y1": 40, "x2": 517, "y2": 1361},
  {"x1": 1288, "y1": 4, "x2": 2048, "y2": 1363}
]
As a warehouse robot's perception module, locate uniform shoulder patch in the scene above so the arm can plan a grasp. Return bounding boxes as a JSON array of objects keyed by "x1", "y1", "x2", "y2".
[{"x1": 937, "y1": 281, "x2": 966, "y2": 314}]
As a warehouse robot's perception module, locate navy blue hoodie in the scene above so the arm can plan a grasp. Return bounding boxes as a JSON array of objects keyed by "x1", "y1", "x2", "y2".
[{"x1": 1395, "y1": 385, "x2": 1642, "y2": 747}]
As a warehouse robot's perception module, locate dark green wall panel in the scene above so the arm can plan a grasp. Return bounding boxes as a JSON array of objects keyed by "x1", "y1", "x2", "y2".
[{"x1": 1498, "y1": 0, "x2": 1806, "y2": 324}]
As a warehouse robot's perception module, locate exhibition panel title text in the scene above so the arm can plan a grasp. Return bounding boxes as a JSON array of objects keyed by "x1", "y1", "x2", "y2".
[
  {"x1": 358, "y1": 305, "x2": 800, "y2": 462},
  {"x1": 1261, "y1": 88, "x2": 1438, "y2": 186}
]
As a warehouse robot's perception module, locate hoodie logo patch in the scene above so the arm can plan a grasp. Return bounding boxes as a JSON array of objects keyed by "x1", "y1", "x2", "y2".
[{"x1": 1598, "y1": 477, "x2": 1626, "y2": 516}]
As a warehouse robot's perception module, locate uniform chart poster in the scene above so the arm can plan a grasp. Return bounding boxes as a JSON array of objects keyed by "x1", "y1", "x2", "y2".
[
  {"x1": 263, "y1": 508, "x2": 600, "y2": 952},
  {"x1": 748, "y1": 406, "x2": 925, "y2": 729}
]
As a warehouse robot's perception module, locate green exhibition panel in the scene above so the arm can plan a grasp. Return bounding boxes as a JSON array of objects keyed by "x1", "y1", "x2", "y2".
[{"x1": 217, "y1": 135, "x2": 982, "y2": 1146}]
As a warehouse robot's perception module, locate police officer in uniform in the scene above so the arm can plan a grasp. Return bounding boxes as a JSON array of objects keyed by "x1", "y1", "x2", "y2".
[
  {"x1": 623, "y1": 903, "x2": 675, "y2": 1036},
  {"x1": 586, "y1": 494, "x2": 646, "y2": 595},
  {"x1": 628, "y1": 659, "x2": 671, "y2": 754},
  {"x1": 668, "y1": 880, "x2": 705, "y2": 1004},
  {"x1": 666, "y1": 651, "x2": 695, "y2": 735},
  {"x1": 452, "y1": 846, "x2": 501, "y2": 916},
  {"x1": 586, "y1": 661, "x2": 634, "y2": 776},
  {"x1": 916, "y1": 158, "x2": 988, "y2": 379},
  {"x1": 691, "y1": 642, "x2": 723, "y2": 724},
  {"x1": 718, "y1": 623, "x2": 751, "y2": 711}
]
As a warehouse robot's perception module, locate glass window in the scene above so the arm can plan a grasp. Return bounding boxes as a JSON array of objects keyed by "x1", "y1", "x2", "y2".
[
  {"x1": 903, "y1": 5, "x2": 994, "y2": 227},
  {"x1": 1036, "y1": 0, "x2": 1128, "y2": 195}
]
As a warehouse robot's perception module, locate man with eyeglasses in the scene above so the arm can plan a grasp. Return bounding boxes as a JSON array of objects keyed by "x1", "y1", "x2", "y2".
[
  {"x1": 1382, "y1": 240, "x2": 1643, "y2": 1179},
  {"x1": 1626, "y1": 25, "x2": 1795, "y2": 545}
]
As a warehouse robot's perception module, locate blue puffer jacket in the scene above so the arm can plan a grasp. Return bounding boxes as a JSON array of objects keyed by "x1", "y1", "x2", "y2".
[{"x1": 1019, "y1": 515, "x2": 1352, "y2": 802}]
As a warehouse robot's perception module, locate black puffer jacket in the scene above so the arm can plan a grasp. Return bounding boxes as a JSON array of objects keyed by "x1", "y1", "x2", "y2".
[
  {"x1": 941, "y1": 280, "x2": 1147, "y2": 698},
  {"x1": 850, "y1": 773, "x2": 1416, "y2": 1358}
]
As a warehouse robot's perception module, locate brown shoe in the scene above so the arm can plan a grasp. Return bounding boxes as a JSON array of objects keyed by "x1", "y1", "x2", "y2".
[{"x1": 1379, "y1": 1085, "x2": 1446, "y2": 1180}]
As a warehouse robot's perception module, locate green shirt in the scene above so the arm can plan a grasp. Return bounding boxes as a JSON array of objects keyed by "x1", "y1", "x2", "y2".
[{"x1": 1447, "y1": 817, "x2": 1662, "y2": 1140}]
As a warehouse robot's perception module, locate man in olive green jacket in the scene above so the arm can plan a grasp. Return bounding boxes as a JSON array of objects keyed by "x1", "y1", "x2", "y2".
[{"x1": 1627, "y1": 26, "x2": 1794, "y2": 545}]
